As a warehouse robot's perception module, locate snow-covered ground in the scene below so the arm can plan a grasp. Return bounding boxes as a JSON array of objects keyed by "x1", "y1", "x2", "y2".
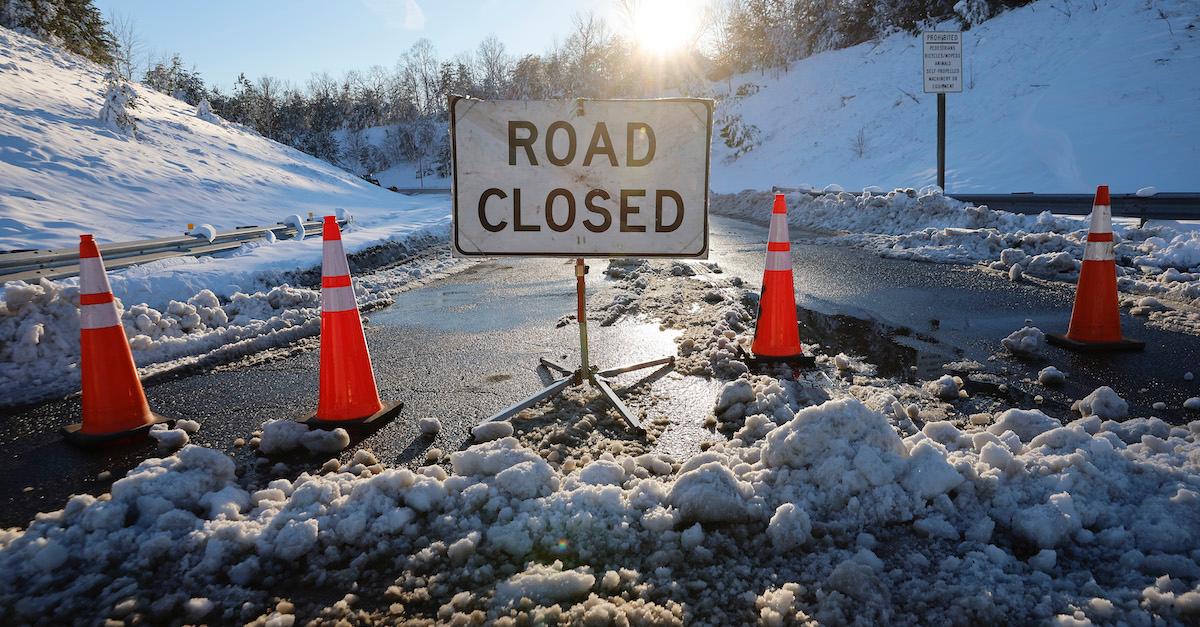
[
  {"x1": 0, "y1": 25, "x2": 458, "y2": 408},
  {"x1": 0, "y1": 27, "x2": 440, "y2": 251},
  {"x1": 2, "y1": 259, "x2": 1199, "y2": 625},
  {"x1": 709, "y1": 0, "x2": 1200, "y2": 194},
  {"x1": 713, "y1": 188, "x2": 1200, "y2": 335}
]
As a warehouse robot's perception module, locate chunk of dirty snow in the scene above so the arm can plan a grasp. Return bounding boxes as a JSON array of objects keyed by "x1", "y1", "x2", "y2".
[
  {"x1": 902, "y1": 440, "x2": 963, "y2": 500},
  {"x1": 1183, "y1": 398, "x2": 1200, "y2": 411},
  {"x1": 988, "y1": 408, "x2": 1059, "y2": 442},
  {"x1": 668, "y1": 461, "x2": 755, "y2": 523},
  {"x1": 1029, "y1": 549, "x2": 1057, "y2": 572},
  {"x1": 767, "y1": 503, "x2": 811, "y2": 550},
  {"x1": 579, "y1": 460, "x2": 625, "y2": 486},
  {"x1": 1002, "y1": 326, "x2": 1045, "y2": 357},
  {"x1": 926, "y1": 374, "x2": 961, "y2": 400},
  {"x1": 258, "y1": 420, "x2": 349, "y2": 455},
  {"x1": 1076, "y1": 386, "x2": 1129, "y2": 419},
  {"x1": 492, "y1": 561, "x2": 595, "y2": 607},
  {"x1": 472, "y1": 421, "x2": 514, "y2": 442},
  {"x1": 1038, "y1": 366, "x2": 1067, "y2": 385},
  {"x1": 148, "y1": 427, "x2": 190, "y2": 450},
  {"x1": 833, "y1": 353, "x2": 852, "y2": 370},
  {"x1": 418, "y1": 417, "x2": 441, "y2": 436},
  {"x1": 175, "y1": 419, "x2": 201, "y2": 434}
]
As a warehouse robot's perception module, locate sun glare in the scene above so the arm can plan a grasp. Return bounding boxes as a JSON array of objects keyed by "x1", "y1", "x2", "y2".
[{"x1": 630, "y1": 0, "x2": 701, "y2": 57}]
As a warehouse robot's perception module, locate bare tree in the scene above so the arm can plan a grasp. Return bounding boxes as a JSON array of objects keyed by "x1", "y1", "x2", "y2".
[
  {"x1": 476, "y1": 34, "x2": 510, "y2": 99},
  {"x1": 108, "y1": 11, "x2": 142, "y2": 81}
]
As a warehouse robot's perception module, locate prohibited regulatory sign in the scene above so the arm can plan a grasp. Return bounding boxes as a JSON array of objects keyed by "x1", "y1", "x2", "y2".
[{"x1": 923, "y1": 31, "x2": 963, "y2": 93}]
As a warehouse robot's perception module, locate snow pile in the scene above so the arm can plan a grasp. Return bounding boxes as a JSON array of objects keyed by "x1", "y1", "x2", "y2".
[
  {"x1": 3, "y1": 376, "x2": 1200, "y2": 624},
  {"x1": 0, "y1": 240, "x2": 458, "y2": 408}
]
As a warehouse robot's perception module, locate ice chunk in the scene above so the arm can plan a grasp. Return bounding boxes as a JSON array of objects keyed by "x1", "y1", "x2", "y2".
[
  {"x1": 668, "y1": 461, "x2": 755, "y2": 523},
  {"x1": 1038, "y1": 366, "x2": 1067, "y2": 385},
  {"x1": 902, "y1": 441, "x2": 963, "y2": 500},
  {"x1": 492, "y1": 561, "x2": 595, "y2": 607},
  {"x1": 926, "y1": 374, "x2": 961, "y2": 400},
  {"x1": 767, "y1": 503, "x2": 811, "y2": 550},
  {"x1": 471, "y1": 421, "x2": 514, "y2": 442},
  {"x1": 258, "y1": 420, "x2": 350, "y2": 455},
  {"x1": 578, "y1": 460, "x2": 625, "y2": 486},
  {"x1": 418, "y1": 417, "x2": 441, "y2": 436},
  {"x1": 988, "y1": 408, "x2": 1059, "y2": 442},
  {"x1": 1076, "y1": 386, "x2": 1128, "y2": 419},
  {"x1": 1002, "y1": 326, "x2": 1045, "y2": 357}
]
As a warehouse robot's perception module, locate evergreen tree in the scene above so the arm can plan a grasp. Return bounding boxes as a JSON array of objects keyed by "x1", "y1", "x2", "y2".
[{"x1": 1, "y1": 0, "x2": 115, "y2": 65}]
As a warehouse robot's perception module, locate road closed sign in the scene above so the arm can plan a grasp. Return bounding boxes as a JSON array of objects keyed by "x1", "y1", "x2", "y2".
[
  {"x1": 450, "y1": 97, "x2": 712, "y2": 258},
  {"x1": 923, "y1": 31, "x2": 963, "y2": 93}
]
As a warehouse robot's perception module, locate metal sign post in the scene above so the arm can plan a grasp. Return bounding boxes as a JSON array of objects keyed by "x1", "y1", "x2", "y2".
[
  {"x1": 450, "y1": 97, "x2": 712, "y2": 432},
  {"x1": 923, "y1": 31, "x2": 963, "y2": 191},
  {"x1": 484, "y1": 258, "x2": 674, "y2": 430}
]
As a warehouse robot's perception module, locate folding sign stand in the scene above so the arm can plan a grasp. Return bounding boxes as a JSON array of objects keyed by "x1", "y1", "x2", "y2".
[{"x1": 481, "y1": 259, "x2": 674, "y2": 432}]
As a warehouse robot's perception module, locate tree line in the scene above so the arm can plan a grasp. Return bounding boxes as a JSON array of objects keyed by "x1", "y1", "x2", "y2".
[{"x1": 3, "y1": 0, "x2": 1030, "y2": 179}]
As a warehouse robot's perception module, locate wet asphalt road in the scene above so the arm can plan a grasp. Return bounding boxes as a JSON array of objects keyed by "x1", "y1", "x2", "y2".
[{"x1": 2, "y1": 214, "x2": 1198, "y2": 528}]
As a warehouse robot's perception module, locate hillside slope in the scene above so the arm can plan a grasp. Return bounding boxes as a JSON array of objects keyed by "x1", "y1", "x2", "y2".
[
  {"x1": 0, "y1": 26, "x2": 441, "y2": 251},
  {"x1": 710, "y1": 0, "x2": 1200, "y2": 194}
]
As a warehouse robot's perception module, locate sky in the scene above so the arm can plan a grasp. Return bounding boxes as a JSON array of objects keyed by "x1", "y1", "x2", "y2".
[{"x1": 93, "y1": 0, "x2": 630, "y2": 91}]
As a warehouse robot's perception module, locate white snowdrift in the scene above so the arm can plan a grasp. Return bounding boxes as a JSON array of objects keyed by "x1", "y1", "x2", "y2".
[
  {"x1": 0, "y1": 26, "x2": 445, "y2": 251},
  {"x1": 3, "y1": 391, "x2": 1200, "y2": 623}
]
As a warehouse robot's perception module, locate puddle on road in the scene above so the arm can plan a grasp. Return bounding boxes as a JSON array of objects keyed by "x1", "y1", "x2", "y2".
[
  {"x1": 369, "y1": 277, "x2": 573, "y2": 333},
  {"x1": 797, "y1": 307, "x2": 961, "y2": 382}
]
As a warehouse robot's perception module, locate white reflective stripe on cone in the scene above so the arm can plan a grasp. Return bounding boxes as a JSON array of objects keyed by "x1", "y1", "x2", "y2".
[
  {"x1": 765, "y1": 250, "x2": 791, "y2": 271},
  {"x1": 322, "y1": 285, "x2": 357, "y2": 313},
  {"x1": 80, "y1": 302, "x2": 120, "y2": 329},
  {"x1": 78, "y1": 257, "x2": 112, "y2": 295},
  {"x1": 322, "y1": 240, "x2": 350, "y2": 277},
  {"x1": 767, "y1": 213, "x2": 789, "y2": 243},
  {"x1": 1083, "y1": 241, "x2": 1115, "y2": 261},
  {"x1": 1089, "y1": 205, "x2": 1112, "y2": 234}
]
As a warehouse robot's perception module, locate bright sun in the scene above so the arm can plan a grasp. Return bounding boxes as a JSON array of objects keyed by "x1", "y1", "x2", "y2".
[{"x1": 629, "y1": 0, "x2": 701, "y2": 57}]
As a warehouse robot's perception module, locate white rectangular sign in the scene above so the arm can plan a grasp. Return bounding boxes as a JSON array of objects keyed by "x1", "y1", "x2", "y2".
[
  {"x1": 450, "y1": 98, "x2": 712, "y2": 258},
  {"x1": 923, "y1": 31, "x2": 963, "y2": 93}
]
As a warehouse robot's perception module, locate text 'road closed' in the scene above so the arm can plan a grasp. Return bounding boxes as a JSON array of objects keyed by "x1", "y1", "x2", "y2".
[{"x1": 450, "y1": 98, "x2": 712, "y2": 257}]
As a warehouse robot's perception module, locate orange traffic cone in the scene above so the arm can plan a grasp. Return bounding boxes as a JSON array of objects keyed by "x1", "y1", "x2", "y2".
[
  {"x1": 750, "y1": 194, "x2": 812, "y2": 365},
  {"x1": 1047, "y1": 185, "x2": 1144, "y2": 351},
  {"x1": 62, "y1": 235, "x2": 169, "y2": 444},
  {"x1": 300, "y1": 217, "x2": 402, "y2": 427}
]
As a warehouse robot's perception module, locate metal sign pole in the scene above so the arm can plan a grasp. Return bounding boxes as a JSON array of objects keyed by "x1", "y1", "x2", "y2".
[
  {"x1": 480, "y1": 260, "x2": 675, "y2": 431},
  {"x1": 576, "y1": 258, "x2": 591, "y2": 383},
  {"x1": 937, "y1": 92, "x2": 947, "y2": 190}
]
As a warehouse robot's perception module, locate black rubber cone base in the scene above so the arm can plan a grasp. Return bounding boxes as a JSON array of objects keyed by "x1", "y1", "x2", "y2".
[
  {"x1": 1046, "y1": 333, "x2": 1145, "y2": 352},
  {"x1": 62, "y1": 413, "x2": 173, "y2": 447},
  {"x1": 748, "y1": 354, "x2": 818, "y2": 368},
  {"x1": 298, "y1": 400, "x2": 403, "y2": 429}
]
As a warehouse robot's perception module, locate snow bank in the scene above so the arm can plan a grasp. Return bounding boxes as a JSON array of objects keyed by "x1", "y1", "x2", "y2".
[
  {"x1": 712, "y1": 188, "x2": 1200, "y2": 332},
  {"x1": 0, "y1": 233, "x2": 457, "y2": 408},
  {"x1": 3, "y1": 373, "x2": 1200, "y2": 624}
]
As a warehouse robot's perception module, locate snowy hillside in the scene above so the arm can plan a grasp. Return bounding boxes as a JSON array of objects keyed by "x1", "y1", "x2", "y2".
[
  {"x1": 710, "y1": 0, "x2": 1200, "y2": 193},
  {"x1": 0, "y1": 26, "x2": 444, "y2": 251}
]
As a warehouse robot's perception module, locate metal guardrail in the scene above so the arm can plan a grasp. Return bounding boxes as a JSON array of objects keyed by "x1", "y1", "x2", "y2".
[
  {"x1": 0, "y1": 219, "x2": 340, "y2": 284},
  {"x1": 390, "y1": 187, "x2": 451, "y2": 195},
  {"x1": 950, "y1": 193, "x2": 1200, "y2": 223},
  {"x1": 770, "y1": 187, "x2": 1200, "y2": 223}
]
